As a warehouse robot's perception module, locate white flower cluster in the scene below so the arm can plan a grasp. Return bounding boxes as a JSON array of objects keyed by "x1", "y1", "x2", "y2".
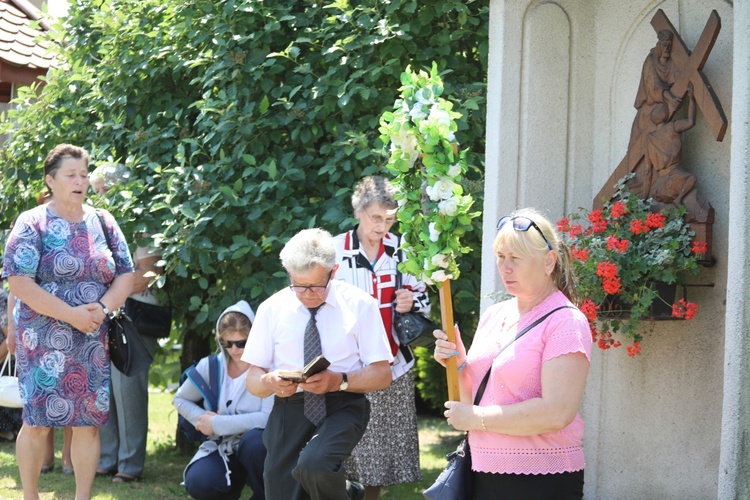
[{"x1": 381, "y1": 63, "x2": 477, "y2": 287}]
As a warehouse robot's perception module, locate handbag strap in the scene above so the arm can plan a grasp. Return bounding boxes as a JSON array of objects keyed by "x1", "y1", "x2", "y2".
[
  {"x1": 473, "y1": 304, "x2": 573, "y2": 405},
  {"x1": 96, "y1": 211, "x2": 113, "y2": 252},
  {"x1": 0, "y1": 354, "x2": 11, "y2": 377},
  {"x1": 395, "y1": 246, "x2": 403, "y2": 291}
]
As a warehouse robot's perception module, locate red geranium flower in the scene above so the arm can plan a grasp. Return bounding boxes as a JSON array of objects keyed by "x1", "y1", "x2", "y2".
[
  {"x1": 692, "y1": 241, "x2": 708, "y2": 255},
  {"x1": 580, "y1": 299, "x2": 599, "y2": 322},
  {"x1": 627, "y1": 342, "x2": 641, "y2": 357},
  {"x1": 557, "y1": 217, "x2": 571, "y2": 233},
  {"x1": 672, "y1": 299, "x2": 698, "y2": 320},
  {"x1": 629, "y1": 219, "x2": 648, "y2": 235},
  {"x1": 596, "y1": 261, "x2": 618, "y2": 279},
  {"x1": 606, "y1": 236, "x2": 630, "y2": 253},
  {"x1": 571, "y1": 246, "x2": 590, "y2": 262},
  {"x1": 602, "y1": 277, "x2": 622, "y2": 295},
  {"x1": 645, "y1": 212, "x2": 666, "y2": 229},
  {"x1": 568, "y1": 224, "x2": 583, "y2": 238},
  {"x1": 610, "y1": 202, "x2": 627, "y2": 219},
  {"x1": 589, "y1": 210, "x2": 607, "y2": 233}
]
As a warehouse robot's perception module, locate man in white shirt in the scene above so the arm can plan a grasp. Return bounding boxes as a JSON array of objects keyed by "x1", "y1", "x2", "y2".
[{"x1": 244, "y1": 228, "x2": 392, "y2": 500}]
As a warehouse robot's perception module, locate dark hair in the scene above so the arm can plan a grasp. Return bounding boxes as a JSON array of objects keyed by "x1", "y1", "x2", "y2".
[{"x1": 43, "y1": 144, "x2": 91, "y2": 194}]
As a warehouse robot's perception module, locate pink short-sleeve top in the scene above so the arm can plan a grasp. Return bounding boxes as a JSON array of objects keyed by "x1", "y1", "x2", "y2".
[{"x1": 466, "y1": 290, "x2": 592, "y2": 475}]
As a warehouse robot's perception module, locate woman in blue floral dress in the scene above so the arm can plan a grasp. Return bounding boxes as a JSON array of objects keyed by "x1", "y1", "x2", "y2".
[{"x1": 2, "y1": 144, "x2": 134, "y2": 499}]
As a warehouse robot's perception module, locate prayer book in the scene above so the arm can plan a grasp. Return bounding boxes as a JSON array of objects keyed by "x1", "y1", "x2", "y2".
[{"x1": 278, "y1": 355, "x2": 330, "y2": 383}]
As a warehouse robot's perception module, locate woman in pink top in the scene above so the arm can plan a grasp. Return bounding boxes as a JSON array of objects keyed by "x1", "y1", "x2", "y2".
[{"x1": 434, "y1": 208, "x2": 592, "y2": 499}]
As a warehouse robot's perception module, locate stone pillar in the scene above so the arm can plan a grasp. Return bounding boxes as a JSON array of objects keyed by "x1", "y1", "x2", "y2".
[{"x1": 718, "y1": 1, "x2": 750, "y2": 498}]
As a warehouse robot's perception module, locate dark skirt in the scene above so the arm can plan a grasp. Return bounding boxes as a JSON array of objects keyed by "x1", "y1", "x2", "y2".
[{"x1": 472, "y1": 469, "x2": 584, "y2": 500}]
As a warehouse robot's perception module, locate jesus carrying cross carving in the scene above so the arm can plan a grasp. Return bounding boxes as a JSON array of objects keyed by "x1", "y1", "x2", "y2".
[{"x1": 595, "y1": 9, "x2": 726, "y2": 262}]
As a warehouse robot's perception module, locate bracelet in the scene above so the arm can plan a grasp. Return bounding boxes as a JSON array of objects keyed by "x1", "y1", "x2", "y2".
[
  {"x1": 457, "y1": 360, "x2": 468, "y2": 371},
  {"x1": 480, "y1": 410, "x2": 488, "y2": 431}
]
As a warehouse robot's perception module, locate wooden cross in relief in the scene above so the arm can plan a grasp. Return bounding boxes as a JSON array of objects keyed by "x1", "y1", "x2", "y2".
[{"x1": 594, "y1": 9, "x2": 727, "y2": 209}]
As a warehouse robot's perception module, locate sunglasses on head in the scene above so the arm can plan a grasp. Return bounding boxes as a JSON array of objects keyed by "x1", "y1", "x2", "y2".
[
  {"x1": 221, "y1": 339, "x2": 247, "y2": 349},
  {"x1": 496, "y1": 215, "x2": 554, "y2": 251}
]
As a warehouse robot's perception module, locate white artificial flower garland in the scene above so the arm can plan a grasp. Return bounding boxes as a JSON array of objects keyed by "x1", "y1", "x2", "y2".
[{"x1": 379, "y1": 63, "x2": 479, "y2": 286}]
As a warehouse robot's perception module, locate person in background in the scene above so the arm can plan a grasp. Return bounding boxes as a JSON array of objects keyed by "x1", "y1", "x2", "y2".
[
  {"x1": 433, "y1": 208, "x2": 592, "y2": 499},
  {"x1": 334, "y1": 176, "x2": 429, "y2": 499},
  {"x1": 244, "y1": 228, "x2": 393, "y2": 500},
  {"x1": 0, "y1": 285, "x2": 23, "y2": 442},
  {"x1": 174, "y1": 300, "x2": 271, "y2": 500},
  {"x1": 2, "y1": 144, "x2": 135, "y2": 500},
  {"x1": 91, "y1": 163, "x2": 166, "y2": 483}
]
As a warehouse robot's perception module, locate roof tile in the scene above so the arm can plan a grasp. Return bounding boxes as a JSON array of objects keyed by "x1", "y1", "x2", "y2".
[{"x1": 0, "y1": 0, "x2": 54, "y2": 77}]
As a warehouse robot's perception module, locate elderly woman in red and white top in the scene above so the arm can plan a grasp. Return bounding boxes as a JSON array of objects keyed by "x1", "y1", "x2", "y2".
[
  {"x1": 334, "y1": 176, "x2": 430, "y2": 499},
  {"x1": 434, "y1": 208, "x2": 592, "y2": 500}
]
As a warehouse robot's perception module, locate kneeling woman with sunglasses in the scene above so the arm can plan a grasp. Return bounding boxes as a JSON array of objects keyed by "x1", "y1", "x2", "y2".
[
  {"x1": 434, "y1": 209, "x2": 592, "y2": 500},
  {"x1": 174, "y1": 300, "x2": 273, "y2": 500}
]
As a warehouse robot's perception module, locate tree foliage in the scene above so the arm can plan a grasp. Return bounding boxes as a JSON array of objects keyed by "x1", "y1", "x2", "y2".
[{"x1": 0, "y1": 0, "x2": 489, "y2": 408}]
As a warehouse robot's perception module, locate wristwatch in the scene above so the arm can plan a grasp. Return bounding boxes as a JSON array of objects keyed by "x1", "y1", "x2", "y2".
[
  {"x1": 339, "y1": 372, "x2": 349, "y2": 391},
  {"x1": 97, "y1": 300, "x2": 110, "y2": 316}
]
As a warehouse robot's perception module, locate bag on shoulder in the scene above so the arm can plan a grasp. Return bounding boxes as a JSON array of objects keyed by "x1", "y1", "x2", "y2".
[
  {"x1": 125, "y1": 297, "x2": 173, "y2": 339},
  {"x1": 96, "y1": 212, "x2": 154, "y2": 377},
  {"x1": 178, "y1": 354, "x2": 220, "y2": 443}
]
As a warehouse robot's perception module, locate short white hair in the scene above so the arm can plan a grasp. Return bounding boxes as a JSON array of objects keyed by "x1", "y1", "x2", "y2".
[{"x1": 279, "y1": 228, "x2": 336, "y2": 275}]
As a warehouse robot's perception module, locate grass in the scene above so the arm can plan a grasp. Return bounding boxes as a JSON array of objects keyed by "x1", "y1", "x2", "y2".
[{"x1": 0, "y1": 391, "x2": 462, "y2": 499}]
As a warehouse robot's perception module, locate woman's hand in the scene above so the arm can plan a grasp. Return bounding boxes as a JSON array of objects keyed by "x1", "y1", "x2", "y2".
[
  {"x1": 69, "y1": 303, "x2": 105, "y2": 334},
  {"x1": 394, "y1": 289, "x2": 414, "y2": 313},
  {"x1": 443, "y1": 401, "x2": 480, "y2": 432},
  {"x1": 196, "y1": 411, "x2": 217, "y2": 436},
  {"x1": 433, "y1": 325, "x2": 467, "y2": 367}
]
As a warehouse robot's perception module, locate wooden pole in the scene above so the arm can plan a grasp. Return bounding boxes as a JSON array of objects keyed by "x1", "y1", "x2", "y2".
[{"x1": 439, "y1": 279, "x2": 460, "y2": 401}]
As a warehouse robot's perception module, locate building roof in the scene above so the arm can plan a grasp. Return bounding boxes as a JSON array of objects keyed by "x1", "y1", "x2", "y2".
[{"x1": 0, "y1": 0, "x2": 54, "y2": 86}]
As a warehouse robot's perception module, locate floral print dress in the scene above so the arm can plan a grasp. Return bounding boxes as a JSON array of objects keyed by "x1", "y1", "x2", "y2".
[{"x1": 2, "y1": 205, "x2": 133, "y2": 427}]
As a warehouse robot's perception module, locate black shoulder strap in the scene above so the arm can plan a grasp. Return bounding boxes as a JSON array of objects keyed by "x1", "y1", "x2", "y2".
[
  {"x1": 95, "y1": 211, "x2": 112, "y2": 251},
  {"x1": 474, "y1": 305, "x2": 573, "y2": 405},
  {"x1": 395, "y1": 245, "x2": 403, "y2": 290}
]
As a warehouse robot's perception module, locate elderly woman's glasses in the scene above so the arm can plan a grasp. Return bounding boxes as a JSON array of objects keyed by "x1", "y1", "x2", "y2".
[
  {"x1": 289, "y1": 270, "x2": 333, "y2": 293},
  {"x1": 496, "y1": 216, "x2": 554, "y2": 251},
  {"x1": 221, "y1": 339, "x2": 247, "y2": 349},
  {"x1": 365, "y1": 211, "x2": 396, "y2": 226}
]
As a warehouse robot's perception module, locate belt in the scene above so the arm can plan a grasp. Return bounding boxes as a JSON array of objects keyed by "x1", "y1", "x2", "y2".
[{"x1": 274, "y1": 391, "x2": 365, "y2": 403}]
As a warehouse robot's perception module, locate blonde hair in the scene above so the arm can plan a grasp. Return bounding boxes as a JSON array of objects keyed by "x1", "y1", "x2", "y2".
[
  {"x1": 215, "y1": 311, "x2": 252, "y2": 344},
  {"x1": 493, "y1": 208, "x2": 578, "y2": 303}
]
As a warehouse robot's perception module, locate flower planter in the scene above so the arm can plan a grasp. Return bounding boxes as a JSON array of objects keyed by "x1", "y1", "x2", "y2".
[{"x1": 598, "y1": 282, "x2": 677, "y2": 320}]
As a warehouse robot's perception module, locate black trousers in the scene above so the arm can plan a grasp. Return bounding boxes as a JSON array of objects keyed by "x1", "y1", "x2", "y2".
[
  {"x1": 262, "y1": 392, "x2": 370, "y2": 500},
  {"x1": 472, "y1": 469, "x2": 584, "y2": 499}
]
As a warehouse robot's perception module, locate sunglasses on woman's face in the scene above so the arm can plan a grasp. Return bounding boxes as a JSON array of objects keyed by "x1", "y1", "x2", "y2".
[
  {"x1": 221, "y1": 339, "x2": 247, "y2": 349},
  {"x1": 496, "y1": 215, "x2": 554, "y2": 251}
]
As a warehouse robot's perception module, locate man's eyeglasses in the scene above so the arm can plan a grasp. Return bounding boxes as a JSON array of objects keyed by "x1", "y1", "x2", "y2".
[
  {"x1": 496, "y1": 215, "x2": 554, "y2": 251},
  {"x1": 365, "y1": 210, "x2": 396, "y2": 226},
  {"x1": 289, "y1": 270, "x2": 333, "y2": 293},
  {"x1": 221, "y1": 339, "x2": 247, "y2": 349}
]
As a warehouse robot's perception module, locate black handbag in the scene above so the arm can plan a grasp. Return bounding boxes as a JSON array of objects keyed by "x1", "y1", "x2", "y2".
[
  {"x1": 423, "y1": 305, "x2": 574, "y2": 499},
  {"x1": 108, "y1": 308, "x2": 153, "y2": 376},
  {"x1": 394, "y1": 311, "x2": 438, "y2": 348},
  {"x1": 393, "y1": 251, "x2": 438, "y2": 348},
  {"x1": 125, "y1": 297, "x2": 173, "y2": 339},
  {"x1": 423, "y1": 370, "x2": 490, "y2": 500},
  {"x1": 96, "y1": 212, "x2": 154, "y2": 377}
]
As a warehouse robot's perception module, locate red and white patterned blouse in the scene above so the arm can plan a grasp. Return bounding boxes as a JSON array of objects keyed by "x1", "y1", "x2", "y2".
[{"x1": 334, "y1": 227, "x2": 431, "y2": 379}]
